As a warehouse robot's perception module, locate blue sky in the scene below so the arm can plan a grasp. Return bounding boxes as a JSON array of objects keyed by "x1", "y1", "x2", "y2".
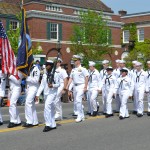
[{"x1": 101, "y1": 0, "x2": 150, "y2": 14}]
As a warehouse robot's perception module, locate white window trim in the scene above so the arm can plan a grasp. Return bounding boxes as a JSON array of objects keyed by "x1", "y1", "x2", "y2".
[
  {"x1": 46, "y1": 5, "x2": 63, "y2": 12},
  {"x1": 137, "y1": 28, "x2": 144, "y2": 42},
  {"x1": 123, "y1": 30, "x2": 129, "y2": 43},
  {"x1": 10, "y1": 20, "x2": 19, "y2": 30},
  {"x1": 50, "y1": 23, "x2": 59, "y2": 41}
]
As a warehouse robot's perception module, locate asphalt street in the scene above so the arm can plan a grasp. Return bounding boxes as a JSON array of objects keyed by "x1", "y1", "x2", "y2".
[{"x1": 0, "y1": 96, "x2": 150, "y2": 150}]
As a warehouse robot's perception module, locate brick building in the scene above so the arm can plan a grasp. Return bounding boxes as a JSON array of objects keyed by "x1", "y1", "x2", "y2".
[
  {"x1": 0, "y1": 0, "x2": 150, "y2": 68},
  {"x1": 120, "y1": 11, "x2": 150, "y2": 59},
  {"x1": 0, "y1": 0, "x2": 123, "y2": 68}
]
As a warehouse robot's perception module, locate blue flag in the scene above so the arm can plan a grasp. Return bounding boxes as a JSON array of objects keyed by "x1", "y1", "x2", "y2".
[{"x1": 16, "y1": 7, "x2": 34, "y2": 76}]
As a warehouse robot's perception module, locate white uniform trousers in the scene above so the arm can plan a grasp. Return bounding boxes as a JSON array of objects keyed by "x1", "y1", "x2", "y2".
[
  {"x1": 9, "y1": 87, "x2": 21, "y2": 124},
  {"x1": 25, "y1": 87, "x2": 38, "y2": 125},
  {"x1": 115, "y1": 94, "x2": 121, "y2": 112},
  {"x1": 102, "y1": 88, "x2": 106, "y2": 113},
  {"x1": 104, "y1": 90, "x2": 113, "y2": 114},
  {"x1": 73, "y1": 84, "x2": 85, "y2": 120},
  {"x1": 44, "y1": 90, "x2": 57, "y2": 128},
  {"x1": 147, "y1": 89, "x2": 150, "y2": 112},
  {"x1": 87, "y1": 89, "x2": 98, "y2": 114},
  {"x1": 86, "y1": 91, "x2": 91, "y2": 114},
  {"x1": 119, "y1": 93, "x2": 129, "y2": 117},
  {"x1": 134, "y1": 90, "x2": 144, "y2": 114},
  {"x1": 55, "y1": 84, "x2": 64, "y2": 119},
  {"x1": 0, "y1": 98, "x2": 2, "y2": 122}
]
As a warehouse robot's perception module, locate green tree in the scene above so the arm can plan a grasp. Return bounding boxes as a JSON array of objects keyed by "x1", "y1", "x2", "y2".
[
  {"x1": 124, "y1": 39, "x2": 150, "y2": 69},
  {"x1": 70, "y1": 10, "x2": 113, "y2": 65},
  {"x1": 7, "y1": 12, "x2": 43, "y2": 55}
]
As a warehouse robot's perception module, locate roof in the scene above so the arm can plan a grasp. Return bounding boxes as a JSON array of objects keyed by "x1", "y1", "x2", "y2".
[
  {"x1": 121, "y1": 11, "x2": 150, "y2": 18},
  {"x1": 24, "y1": 0, "x2": 113, "y2": 13},
  {"x1": 0, "y1": 2, "x2": 20, "y2": 15}
]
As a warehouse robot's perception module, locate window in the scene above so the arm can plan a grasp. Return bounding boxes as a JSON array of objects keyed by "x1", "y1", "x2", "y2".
[
  {"x1": 10, "y1": 21, "x2": 19, "y2": 30},
  {"x1": 50, "y1": 23, "x2": 58, "y2": 40},
  {"x1": 46, "y1": 5, "x2": 62, "y2": 12},
  {"x1": 123, "y1": 30, "x2": 129, "y2": 43},
  {"x1": 138, "y1": 28, "x2": 144, "y2": 42}
]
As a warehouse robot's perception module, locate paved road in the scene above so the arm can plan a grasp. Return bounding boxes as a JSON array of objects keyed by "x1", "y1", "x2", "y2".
[{"x1": 0, "y1": 97, "x2": 150, "y2": 150}]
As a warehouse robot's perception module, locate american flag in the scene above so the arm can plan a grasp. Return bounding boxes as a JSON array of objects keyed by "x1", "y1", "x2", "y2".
[{"x1": 0, "y1": 21, "x2": 17, "y2": 75}]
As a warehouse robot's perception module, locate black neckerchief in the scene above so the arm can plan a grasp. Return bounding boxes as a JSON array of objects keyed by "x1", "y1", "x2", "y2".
[
  {"x1": 136, "y1": 71, "x2": 142, "y2": 82},
  {"x1": 119, "y1": 78, "x2": 126, "y2": 89},
  {"x1": 105, "y1": 75, "x2": 112, "y2": 85},
  {"x1": 147, "y1": 70, "x2": 150, "y2": 78},
  {"x1": 89, "y1": 70, "x2": 95, "y2": 82},
  {"x1": 103, "y1": 69, "x2": 107, "y2": 79}
]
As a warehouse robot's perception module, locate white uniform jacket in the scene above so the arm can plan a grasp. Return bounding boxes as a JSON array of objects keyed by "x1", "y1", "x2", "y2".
[
  {"x1": 36, "y1": 71, "x2": 60, "y2": 97},
  {"x1": 88, "y1": 69, "x2": 100, "y2": 90},
  {"x1": 145, "y1": 70, "x2": 150, "y2": 92},
  {"x1": 70, "y1": 65, "x2": 89, "y2": 85},
  {"x1": 99, "y1": 69, "x2": 107, "y2": 81},
  {"x1": 9, "y1": 72, "x2": 23, "y2": 90},
  {"x1": 132, "y1": 70, "x2": 147, "y2": 92},
  {"x1": 26, "y1": 65, "x2": 40, "y2": 88},
  {"x1": 0, "y1": 70, "x2": 7, "y2": 97},
  {"x1": 113, "y1": 68, "x2": 120, "y2": 79},
  {"x1": 56, "y1": 67, "x2": 68, "y2": 84},
  {"x1": 114, "y1": 76, "x2": 134, "y2": 97},
  {"x1": 100, "y1": 74, "x2": 116, "y2": 92}
]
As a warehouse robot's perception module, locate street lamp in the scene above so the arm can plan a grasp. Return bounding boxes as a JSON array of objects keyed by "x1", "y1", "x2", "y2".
[{"x1": 56, "y1": 40, "x2": 62, "y2": 51}]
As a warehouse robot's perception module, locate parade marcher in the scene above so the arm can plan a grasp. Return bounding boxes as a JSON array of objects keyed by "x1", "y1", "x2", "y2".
[
  {"x1": 22, "y1": 64, "x2": 40, "y2": 127},
  {"x1": 114, "y1": 68, "x2": 134, "y2": 120},
  {"x1": 115, "y1": 59, "x2": 130, "y2": 113},
  {"x1": 66, "y1": 55, "x2": 89, "y2": 122},
  {"x1": 130, "y1": 60, "x2": 138, "y2": 79},
  {"x1": 132, "y1": 62, "x2": 146, "y2": 117},
  {"x1": 7, "y1": 71, "x2": 24, "y2": 128},
  {"x1": 145, "y1": 61, "x2": 150, "y2": 116},
  {"x1": 100, "y1": 66, "x2": 116, "y2": 118},
  {"x1": 113, "y1": 59, "x2": 121, "y2": 78},
  {"x1": 36, "y1": 60, "x2": 60, "y2": 132},
  {"x1": 100, "y1": 60, "x2": 109, "y2": 114},
  {"x1": 87, "y1": 61, "x2": 100, "y2": 116},
  {"x1": 54, "y1": 58, "x2": 68, "y2": 120},
  {"x1": 0, "y1": 59, "x2": 6, "y2": 126}
]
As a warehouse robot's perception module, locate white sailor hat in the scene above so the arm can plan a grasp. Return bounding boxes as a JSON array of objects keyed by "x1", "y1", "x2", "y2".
[
  {"x1": 89, "y1": 61, "x2": 96, "y2": 67},
  {"x1": 72, "y1": 55, "x2": 82, "y2": 61},
  {"x1": 119, "y1": 60, "x2": 126, "y2": 63},
  {"x1": 45, "y1": 60, "x2": 54, "y2": 65},
  {"x1": 106, "y1": 66, "x2": 113, "y2": 71},
  {"x1": 120, "y1": 68, "x2": 128, "y2": 73},
  {"x1": 135, "y1": 62, "x2": 142, "y2": 66},
  {"x1": 54, "y1": 57, "x2": 63, "y2": 63},
  {"x1": 115, "y1": 59, "x2": 120, "y2": 63},
  {"x1": 102, "y1": 60, "x2": 109, "y2": 64},
  {"x1": 132, "y1": 60, "x2": 138, "y2": 64},
  {"x1": 147, "y1": 61, "x2": 150, "y2": 64}
]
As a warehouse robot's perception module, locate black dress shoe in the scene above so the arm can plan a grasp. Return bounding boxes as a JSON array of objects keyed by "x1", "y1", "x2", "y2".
[
  {"x1": 72, "y1": 114, "x2": 77, "y2": 117},
  {"x1": 97, "y1": 105, "x2": 99, "y2": 113},
  {"x1": 43, "y1": 126, "x2": 56, "y2": 132},
  {"x1": 92, "y1": 111, "x2": 98, "y2": 116},
  {"x1": 105, "y1": 114, "x2": 114, "y2": 118},
  {"x1": 22, "y1": 123, "x2": 33, "y2": 128},
  {"x1": 7, "y1": 122, "x2": 15, "y2": 128},
  {"x1": 102, "y1": 112, "x2": 107, "y2": 115},
  {"x1": 137, "y1": 113, "x2": 143, "y2": 117},
  {"x1": 147, "y1": 112, "x2": 150, "y2": 116},
  {"x1": 115, "y1": 111, "x2": 119, "y2": 113},
  {"x1": 132, "y1": 111, "x2": 137, "y2": 115},
  {"x1": 86, "y1": 112, "x2": 91, "y2": 116},
  {"x1": 119, "y1": 116, "x2": 125, "y2": 120},
  {"x1": 0, "y1": 122, "x2": 3, "y2": 126}
]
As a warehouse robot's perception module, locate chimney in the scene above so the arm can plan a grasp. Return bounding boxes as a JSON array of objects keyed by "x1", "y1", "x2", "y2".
[{"x1": 118, "y1": 10, "x2": 127, "y2": 16}]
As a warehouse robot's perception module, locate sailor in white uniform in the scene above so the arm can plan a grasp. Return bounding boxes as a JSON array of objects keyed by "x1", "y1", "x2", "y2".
[
  {"x1": 67, "y1": 55, "x2": 89, "y2": 122},
  {"x1": 87, "y1": 61, "x2": 100, "y2": 116},
  {"x1": 23, "y1": 64, "x2": 40, "y2": 127},
  {"x1": 36, "y1": 60, "x2": 60, "y2": 132}
]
